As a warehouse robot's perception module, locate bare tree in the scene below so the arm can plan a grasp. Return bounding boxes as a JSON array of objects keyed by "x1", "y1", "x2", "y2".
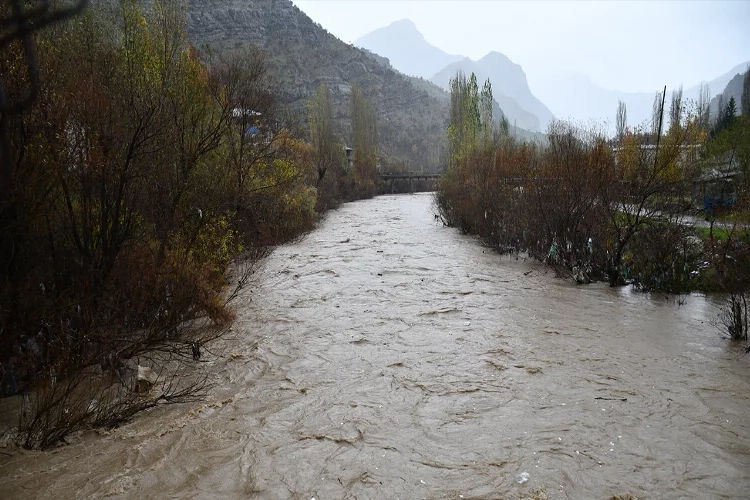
[
  {"x1": 601, "y1": 86, "x2": 704, "y2": 286},
  {"x1": 351, "y1": 84, "x2": 378, "y2": 198},
  {"x1": 651, "y1": 91, "x2": 663, "y2": 141},
  {"x1": 697, "y1": 83, "x2": 711, "y2": 130},
  {"x1": 213, "y1": 49, "x2": 286, "y2": 211},
  {"x1": 616, "y1": 100, "x2": 627, "y2": 141},
  {"x1": 0, "y1": 1, "x2": 266, "y2": 449},
  {"x1": 309, "y1": 84, "x2": 344, "y2": 209},
  {"x1": 309, "y1": 84, "x2": 337, "y2": 183},
  {"x1": 479, "y1": 78, "x2": 494, "y2": 144},
  {"x1": 714, "y1": 95, "x2": 724, "y2": 129},
  {"x1": 0, "y1": 0, "x2": 89, "y2": 203},
  {"x1": 669, "y1": 85, "x2": 683, "y2": 132}
]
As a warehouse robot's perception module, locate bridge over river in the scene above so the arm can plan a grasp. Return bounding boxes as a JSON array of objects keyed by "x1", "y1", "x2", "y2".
[{"x1": 379, "y1": 171, "x2": 441, "y2": 193}]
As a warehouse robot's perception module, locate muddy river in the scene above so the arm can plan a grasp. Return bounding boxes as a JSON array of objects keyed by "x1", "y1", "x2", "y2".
[{"x1": 1, "y1": 193, "x2": 749, "y2": 499}]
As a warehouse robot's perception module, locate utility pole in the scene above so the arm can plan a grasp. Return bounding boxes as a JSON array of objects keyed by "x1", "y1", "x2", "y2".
[{"x1": 653, "y1": 85, "x2": 667, "y2": 171}]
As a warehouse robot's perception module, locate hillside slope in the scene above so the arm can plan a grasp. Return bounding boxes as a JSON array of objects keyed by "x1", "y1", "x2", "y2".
[
  {"x1": 710, "y1": 71, "x2": 747, "y2": 117},
  {"x1": 184, "y1": 0, "x2": 449, "y2": 170}
]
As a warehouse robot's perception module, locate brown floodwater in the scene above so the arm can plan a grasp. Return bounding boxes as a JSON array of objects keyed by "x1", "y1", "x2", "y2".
[{"x1": 1, "y1": 193, "x2": 749, "y2": 499}]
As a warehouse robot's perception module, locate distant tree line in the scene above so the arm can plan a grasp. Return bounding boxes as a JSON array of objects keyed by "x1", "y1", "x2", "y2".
[
  {"x1": 438, "y1": 71, "x2": 749, "y2": 288},
  {"x1": 438, "y1": 69, "x2": 750, "y2": 345}
]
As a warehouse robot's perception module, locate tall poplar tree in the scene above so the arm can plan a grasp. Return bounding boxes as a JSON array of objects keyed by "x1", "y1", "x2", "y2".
[
  {"x1": 447, "y1": 71, "x2": 482, "y2": 169},
  {"x1": 697, "y1": 83, "x2": 711, "y2": 131},
  {"x1": 351, "y1": 84, "x2": 378, "y2": 197},
  {"x1": 479, "y1": 78, "x2": 494, "y2": 144},
  {"x1": 615, "y1": 100, "x2": 627, "y2": 141},
  {"x1": 466, "y1": 73, "x2": 480, "y2": 147},
  {"x1": 669, "y1": 85, "x2": 683, "y2": 132},
  {"x1": 308, "y1": 83, "x2": 338, "y2": 183},
  {"x1": 651, "y1": 91, "x2": 663, "y2": 140}
]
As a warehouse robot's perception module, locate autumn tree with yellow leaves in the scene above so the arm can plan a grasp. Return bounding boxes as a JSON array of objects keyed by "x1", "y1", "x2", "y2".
[
  {"x1": 0, "y1": 0, "x2": 320, "y2": 448},
  {"x1": 438, "y1": 81, "x2": 707, "y2": 287}
]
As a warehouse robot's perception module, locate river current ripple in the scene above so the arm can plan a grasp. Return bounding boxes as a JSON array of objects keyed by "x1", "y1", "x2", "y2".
[{"x1": 1, "y1": 193, "x2": 749, "y2": 499}]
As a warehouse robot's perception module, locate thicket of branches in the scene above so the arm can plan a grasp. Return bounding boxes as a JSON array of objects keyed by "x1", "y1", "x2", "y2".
[
  {"x1": 308, "y1": 82, "x2": 380, "y2": 209},
  {"x1": 706, "y1": 75, "x2": 750, "y2": 345},
  {"x1": 0, "y1": 1, "x2": 325, "y2": 448},
  {"x1": 437, "y1": 72, "x2": 750, "y2": 299}
]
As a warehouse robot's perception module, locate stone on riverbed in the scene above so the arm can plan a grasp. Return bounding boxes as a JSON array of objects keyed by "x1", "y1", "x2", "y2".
[{"x1": 136, "y1": 366, "x2": 158, "y2": 393}]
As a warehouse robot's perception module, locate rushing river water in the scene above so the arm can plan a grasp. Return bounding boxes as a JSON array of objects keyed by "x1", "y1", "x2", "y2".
[{"x1": 1, "y1": 193, "x2": 749, "y2": 499}]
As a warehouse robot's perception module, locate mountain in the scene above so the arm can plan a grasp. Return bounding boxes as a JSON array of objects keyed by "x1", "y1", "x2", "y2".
[
  {"x1": 356, "y1": 20, "x2": 555, "y2": 133},
  {"x1": 532, "y1": 73, "x2": 656, "y2": 129},
  {"x1": 694, "y1": 61, "x2": 750, "y2": 104},
  {"x1": 176, "y1": 0, "x2": 452, "y2": 171},
  {"x1": 363, "y1": 57, "x2": 544, "y2": 143},
  {"x1": 95, "y1": 0, "x2": 542, "y2": 169},
  {"x1": 533, "y1": 61, "x2": 750, "y2": 131},
  {"x1": 359, "y1": 49, "x2": 511, "y2": 123},
  {"x1": 431, "y1": 54, "x2": 556, "y2": 132},
  {"x1": 433, "y1": 58, "x2": 539, "y2": 131},
  {"x1": 476, "y1": 52, "x2": 555, "y2": 131},
  {"x1": 354, "y1": 19, "x2": 463, "y2": 80},
  {"x1": 709, "y1": 70, "x2": 747, "y2": 117}
]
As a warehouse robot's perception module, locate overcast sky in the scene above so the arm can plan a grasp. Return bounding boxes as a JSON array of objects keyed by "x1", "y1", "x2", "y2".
[{"x1": 293, "y1": 0, "x2": 750, "y2": 95}]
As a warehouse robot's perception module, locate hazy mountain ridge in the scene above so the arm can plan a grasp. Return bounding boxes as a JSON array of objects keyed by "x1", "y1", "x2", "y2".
[
  {"x1": 358, "y1": 48, "x2": 514, "y2": 123},
  {"x1": 535, "y1": 61, "x2": 750, "y2": 130},
  {"x1": 474, "y1": 52, "x2": 555, "y2": 130},
  {"x1": 356, "y1": 19, "x2": 555, "y2": 132},
  {"x1": 354, "y1": 19, "x2": 464, "y2": 80},
  {"x1": 710, "y1": 70, "x2": 747, "y2": 117},
  {"x1": 431, "y1": 57, "x2": 543, "y2": 132},
  {"x1": 696, "y1": 61, "x2": 750, "y2": 104}
]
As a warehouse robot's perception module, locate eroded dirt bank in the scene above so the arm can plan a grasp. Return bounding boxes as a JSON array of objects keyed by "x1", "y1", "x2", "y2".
[{"x1": 1, "y1": 193, "x2": 749, "y2": 499}]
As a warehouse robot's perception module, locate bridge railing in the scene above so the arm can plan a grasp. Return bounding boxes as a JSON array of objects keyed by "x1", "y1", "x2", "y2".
[
  {"x1": 379, "y1": 172, "x2": 442, "y2": 181},
  {"x1": 378, "y1": 172, "x2": 442, "y2": 194}
]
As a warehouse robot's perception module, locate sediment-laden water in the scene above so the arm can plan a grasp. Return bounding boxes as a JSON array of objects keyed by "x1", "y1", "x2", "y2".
[{"x1": 1, "y1": 193, "x2": 748, "y2": 499}]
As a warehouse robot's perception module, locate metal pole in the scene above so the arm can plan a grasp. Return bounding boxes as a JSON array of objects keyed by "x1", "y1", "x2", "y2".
[{"x1": 653, "y1": 85, "x2": 667, "y2": 171}]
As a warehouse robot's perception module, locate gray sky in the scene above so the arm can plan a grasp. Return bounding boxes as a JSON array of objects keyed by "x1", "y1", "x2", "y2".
[{"x1": 293, "y1": 0, "x2": 750, "y2": 95}]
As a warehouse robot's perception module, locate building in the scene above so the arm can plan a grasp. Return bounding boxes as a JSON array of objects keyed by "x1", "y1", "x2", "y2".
[
  {"x1": 696, "y1": 151, "x2": 742, "y2": 212},
  {"x1": 344, "y1": 146, "x2": 354, "y2": 171}
]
